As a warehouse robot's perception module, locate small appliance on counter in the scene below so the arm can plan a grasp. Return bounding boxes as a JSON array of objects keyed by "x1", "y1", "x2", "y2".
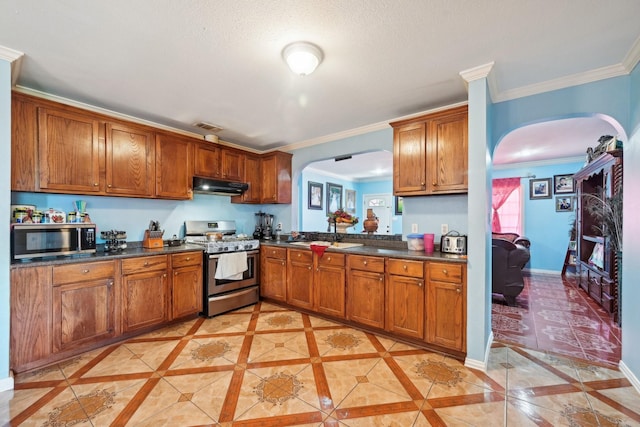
[
  {"x1": 101, "y1": 230, "x2": 127, "y2": 252},
  {"x1": 253, "y1": 211, "x2": 275, "y2": 240},
  {"x1": 11, "y1": 223, "x2": 97, "y2": 260},
  {"x1": 440, "y1": 230, "x2": 467, "y2": 255}
]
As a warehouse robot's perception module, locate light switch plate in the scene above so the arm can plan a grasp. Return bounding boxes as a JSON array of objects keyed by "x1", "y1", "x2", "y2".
[
  {"x1": 441, "y1": 224, "x2": 449, "y2": 234},
  {"x1": 411, "y1": 224, "x2": 418, "y2": 233}
]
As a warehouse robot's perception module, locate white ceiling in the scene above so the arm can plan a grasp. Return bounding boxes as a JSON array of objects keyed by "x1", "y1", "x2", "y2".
[{"x1": 1, "y1": 0, "x2": 639, "y2": 164}]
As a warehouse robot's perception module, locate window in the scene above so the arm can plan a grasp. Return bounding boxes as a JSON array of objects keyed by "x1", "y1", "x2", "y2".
[{"x1": 492, "y1": 178, "x2": 523, "y2": 235}]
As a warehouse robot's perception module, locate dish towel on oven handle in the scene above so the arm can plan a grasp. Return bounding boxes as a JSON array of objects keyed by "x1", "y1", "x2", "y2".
[{"x1": 214, "y1": 251, "x2": 248, "y2": 280}]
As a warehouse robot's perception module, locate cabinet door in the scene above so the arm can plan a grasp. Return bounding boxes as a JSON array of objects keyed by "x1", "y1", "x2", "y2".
[
  {"x1": 10, "y1": 266, "x2": 52, "y2": 371},
  {"x1": 428, "y1": 111, "x2": 468, "y2": 194},
  {"x1": 52, "y1": 278, "x2": 116, "y2": 353},
  {"x1": 287, "y1": 250, "x2": 314, "y2": 309},
  {"x1": 386, "y1": 275, "x2": 425, "y2": 339},
  {"x1": 38, "y1": 107, "x2": 102, "y2": 193},
  {"x1": 106, "y1": 122, "x2": 155, "y2": 196},
  {"x1": 194, "y1": 143, "x2": 221, "y2": 179},
  {"x1": 155, "y1": 132, "x2": 193, "y2": 199},
  {"x1": 232, "y1": 153, "x2": 261, "y2": 204},
  {"x1": 11, "y1": 94, "x2": 38, "y2": 191},
  {"x1": 393, "y1": 122, "x2": 426, "y2": 195},
  {"x1": 261, "y1": 152, "x2": 292, "y2": 204},
  {"x1": 426, "y1": 280, "x2": 465, "y2": 351},
  {"x1": 347, "y1": 269, "x2": 385, "y2": 329},
  {"x1": 261, "y1": 256, "x2": 287, "y2": 301},
  {"x1": 172, "y1": 264, "x2": 203, "y2": 319},
  {"x1": 221, "y1": 148, "x2": 243, "y2": 182},
  {"x1": 315, "y1": 254, "x2": 346, "y2": 318},
  {"x1": 122, "y1": 270, "x2": 168, "y2": 333}
]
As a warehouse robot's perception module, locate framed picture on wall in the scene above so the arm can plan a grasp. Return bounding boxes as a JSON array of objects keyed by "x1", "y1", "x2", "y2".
[
  {"x1": 308, "y1": 181, "x2": 323, "y2": 210},
  {"x1": 553, "y1": 174, "x2": 575, "y2": 194},
  {"x1": 326, "y1": 182, "x2": 343, "y2": 214},
  {"x1": 556, "y1": 196, "x2": 574, "y2": 212},
  {"x1": 345, "y1": 189, "x2": 356, "y2": 214},
  {"x1": 395, "y1": 196, "x2": 403, "y2": 215},
  {"x1": 529, "y1": 178, "x2": 552, "y2": 199}
]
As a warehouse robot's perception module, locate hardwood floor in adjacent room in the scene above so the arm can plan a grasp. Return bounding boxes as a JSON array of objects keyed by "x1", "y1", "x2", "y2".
[
  {"x1": 492, "y1": 272, "x2": 622, "y2": 366},
  {"x1": 3, "y1": 297, "x2": 637, "y2": 426}
]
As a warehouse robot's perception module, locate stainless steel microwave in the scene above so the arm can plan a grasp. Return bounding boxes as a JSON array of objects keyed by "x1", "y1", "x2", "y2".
[{"x1": 11, "y1": 223, "x2": 97, "y2": 260}]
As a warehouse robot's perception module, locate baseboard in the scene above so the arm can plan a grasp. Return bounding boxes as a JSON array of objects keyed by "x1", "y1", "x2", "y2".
[
  {"x1": 619, "y1": 360, "x2": 640, "y2": 393},
  {"x1": 0, "y1": 374, "x2": 14, "y2": 392},
  {"x1": 523, "y1": 268, "x2": 562, "y2": 275},
  {"x1": 465, "y1": 331, "x2": 494, "y2": 372}
]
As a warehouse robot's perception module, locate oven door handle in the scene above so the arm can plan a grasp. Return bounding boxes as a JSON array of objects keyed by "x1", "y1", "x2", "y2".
[
  {"x1": 208, "y1": 249, "x2": 259, "y2": 259},
  {"x1": 210, "y1": 286, "x2": 257, "y2": 301}
]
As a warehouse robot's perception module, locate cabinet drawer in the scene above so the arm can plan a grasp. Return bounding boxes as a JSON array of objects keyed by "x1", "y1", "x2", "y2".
[
  {"x1": 288, "y1": 249, "x2": 312, "y2": 263},
  {"x1": 428, "y1": 262, "x2": 463, "y2": 283},
  {"x1": 53, "y1": 261, "x2": 115, "y2": 285},
  {"x1": 318, "y1": 253, "x2": 345, "y2": 268},
  {"x1": 387, "y1": 259, "x2": 424, "y2": 278},
  {"x1": 172, "y1": 251, "x2": 202, "y2": 268},
  {"x1": 264, "y1": 247, "x2": 287, "y2": 260},
  {"x1": 121, "y1": 255, "x2": 168, "y2": 274},
  {"x1": 347, "y1": 255, "x2": 384, "y2": 273}
]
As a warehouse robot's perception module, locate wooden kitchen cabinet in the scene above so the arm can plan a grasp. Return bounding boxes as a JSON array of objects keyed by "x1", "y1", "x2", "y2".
[
  {"x1": 121, "y1": 255, "x2": 169, "y2": 333},
  {"x1": 51, "y1": 261, "x2": 117, "y2": 353},
  {"x1": 260, "y1": 151, "x2": 292, "y2": 204},
  {"x1": 171, "y1": 251, "x2": 203, "y2": 319},
  {"x1": 194, "y1": 143, "x2": 222, "y2": 179},
  {"x1": 260, "y1": 246, "x2": 288, "y2": 301},
  {"x1": 221, "y1": 147, "x2": 244, "y2": 182},
  {"x1": 346, "y1": 255, "x2": 386, "y2": 329},
  {"x1": 232, "y1": 153, "x2": 262, "y2": 204},
  {"x1": 391, "y1": 105, "x2": 468, "y2": 196},
  {"x1": 315, "y1": 253, "x2": 346, "y2": 318},
  {"x1": 287, "y1": 248, "x2": 314, "y2": 310},
  {"x1": 11, "y1": 93, "x2": 38, "y2": 191},
  {"x1": 426, "y1": 261, "x2": 466, "y2": 352},
  {"x1": 386, "y1": 258, "x2": 425, "y2": 340},
  {"x1": 10, "y1": 266, "x2": 52, "y2": 372},
  {"x1": 38, "y1": 106, "x2": 102, "y2": 194},
  {"x1": 105, "y1": 121, "x2": 155, "y2": 197},
  {"x1": 155, "y1": 132, "x2": 193, "y2": 199}
]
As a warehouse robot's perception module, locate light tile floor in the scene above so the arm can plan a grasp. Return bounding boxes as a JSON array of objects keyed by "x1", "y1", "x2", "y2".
[{"x1": 2, "y1": 297, "x2": 640, "y2": 426}]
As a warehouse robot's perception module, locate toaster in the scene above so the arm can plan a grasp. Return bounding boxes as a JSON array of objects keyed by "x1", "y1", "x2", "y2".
[{"x1": 440, "y1": 232, "x2": 467, "y2": 255}]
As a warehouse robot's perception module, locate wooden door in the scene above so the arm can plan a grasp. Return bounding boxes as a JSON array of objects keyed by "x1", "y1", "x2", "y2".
[
  {"x1": 155, "y1": 132, "x2": 193, "y2": 199},
  {"x1": 122, "y1": 270, "x2": 168, "y2": 333},
  {"x1": 194, "y1": 143, "x2": 221, "y2": 179},
  {"x1": 427, "y1": 109, "x2": 468, "y2": 194},
  {"x1": 261, "y1": 256, "x2": 287, "y2": 301},
  {"x1": 38, "y1": 107, "x2": 102, "y2": 193},
  {"x1": 426, "y1": 280, "x2": 464, "y2": 351},
  {"x1": 221, "y1": 148, "x2": 243, "y2": 182},
  {"x1": 171, "y1": 252, "x2": 203, "y2": 319},
  {"x1": 347, "y1": 269, "x2": 385, "y2": 329},
  {"x1": 260, "y1": 151, "x2": 292, "y2": 204},
  {"x1": 232, "y1": 153, "x2": 261, "y2": 204},
  {"x1": 52, "y1": 278, "x2": 116, "y2": 353},
  {"x1": 315, "y1": 254, "x2": 346, "y2": 318},
  {"x1": 393, "y1": 121, "x2": 426, "y2": 195},
  {"x1": 106, "y1": 122, "x2": 155, "y2": 196},
  {"x1": 386, "y1": 275, "x2": 425, "y2": 339},
  {"x1": 287, "y1": 249, "x2": 314, "y2": 309},
  {"x1": 11, "y1": 93, "x2": 38, "y2": 191}
]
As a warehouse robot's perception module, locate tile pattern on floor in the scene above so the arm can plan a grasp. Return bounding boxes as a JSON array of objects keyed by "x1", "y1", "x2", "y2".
[
  {"x1": 2, "y1": 300, "x2": 639, "y2": 426},
  {"x1": 492, "y1": 272, "x2": 622, "y2": 366}
]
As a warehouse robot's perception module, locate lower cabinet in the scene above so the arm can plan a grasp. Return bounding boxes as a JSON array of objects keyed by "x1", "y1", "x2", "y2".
[
  {"x1": 426, "y1": 262, "x2": 466, "y2": 352},
  {"x1": 287, "y1": 249, "x2": 314, "y2": 309},
  {"x1": 51, "y1": 261, "x2": 117, "y2": 353},
  {"x1": 346, "y1": 255, "x2": 385, "y2": 329},
  {"x1": 386, "y1": 258, "x2": 425, "y2": 340},
  {"x1": 315, "y1": 253, "x2": 346, "y2": 318},
  {"x1": 171, "y1": 251, "x2": 203, "y2": 319},
  {"x1": 121, "y1": 255, "x2": 169, "y2": 333},
  {"x1": 261, "y1": 246, "x2": 288, "y2": 301}
]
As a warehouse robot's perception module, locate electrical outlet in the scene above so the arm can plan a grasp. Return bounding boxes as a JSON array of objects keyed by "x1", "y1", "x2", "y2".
[
  {"x1": 411, "y1": 223, "x2": 418, "y2": 233},
  {"x1": 277, "y1": 222, "x2": 283, "y2": 231},
  {"x1": 441, "y1": 224, "x2": 449, "y2": 235}
]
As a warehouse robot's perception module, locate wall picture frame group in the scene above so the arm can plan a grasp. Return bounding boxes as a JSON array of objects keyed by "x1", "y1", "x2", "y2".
[
  {"x1": 345, "y1": 189, "x2": 356, "y2": 214},
  {"x1": 556, "y1": 196, "x2": 574, "y2": 212},
  {"x1": 529, "y1": 178, "x2": 552, "y2": 199},
  {"x1": 395, "y1": 196, "x2": 403, "y2": 215},
  {"x1": 326, "y1": 182, "x2": 343, "y2": 214},
  {"x1": 553, "y1": 174, "x2": 575, "y2": 194},
  {"x1": 308, "y1": 181, "x2": 323, "y2": 210}
]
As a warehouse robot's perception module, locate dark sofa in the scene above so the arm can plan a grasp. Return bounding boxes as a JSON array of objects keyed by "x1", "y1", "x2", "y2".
[{"x1": 492, "y1": 233, "x2": 531, "y2": 306}]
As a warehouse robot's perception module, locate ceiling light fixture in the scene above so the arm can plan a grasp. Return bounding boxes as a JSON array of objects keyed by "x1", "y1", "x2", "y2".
[{"x1": 282, "y1": 42, "x2": 323, "y2": 76}]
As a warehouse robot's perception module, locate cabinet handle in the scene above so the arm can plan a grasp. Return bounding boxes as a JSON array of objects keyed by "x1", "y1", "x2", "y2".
[
  {"x1": 363, "y1": 260, "x2": 368, "y2": 265},
  {"x1": 418, "y1": 282, "x2": 423, "y2": 287},
  {"x1": 281, "y1": 261, "x2": 285, "y2": 266},
  {"x1": 456, "y1": 287, "x2": 461, "y2": 293},
  {"x1": 144, "y1": 262, "x2": 149, "y2": 266},
  {"x1": 421, "y1": 182, "x2": 425, "y2": 186},
  {"x1": 82, "y1": 269, "x2": 90, "y2": 274},
  {"x1": 403, "y1": 265, "x2": 408, "y2": 270},
  {"x1": 442, "y1": 269, "x2": 448, "y2": 275},
  {"x1": 163, "y1": 273, "x2": 167, "y2": 278},
  {"x1": 297, "y1": 253, "x2": 301, "y2": 257},
  {"x1": 327, "y1": 257, "x2": 331, "y2": 261},
  {"x1": 433, "y1": 182, "x2": 437, "y2": 186},
  {"x1": 379, "y1": 275, "x2": 383, "y2": 281},
  {"x1": 186, "y1": 257, "x2": 191, "y2": 261},
  {"x1": 174, "y1": 272, "x2": 178, "y2": 276},
  {"x1": 93, "y1": 183, "x2": 99, "y2": 186},
  {"x1": 107, "y1": 280, "x2": 113, "y2": 288},
  {"x1": 107, "y1": 184, "x2": 112, "y2": 188},
  {"x1": 308, "y1": 266, "x2": 311, "y2": 270}
]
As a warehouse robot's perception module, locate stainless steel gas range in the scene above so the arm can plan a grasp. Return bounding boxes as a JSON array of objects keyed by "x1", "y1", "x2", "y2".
[{"x1": 185, "y1": 220, "x2": 260, "y2": 317}]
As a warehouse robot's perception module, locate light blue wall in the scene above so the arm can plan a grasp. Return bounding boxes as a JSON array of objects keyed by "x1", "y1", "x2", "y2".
[
  {"x1": 11, "y1": 193, "x2": 286, "y2": 242},
  {"x1": 493, "y1": 161, "x2": 584, "y2": 272},
  {"x1": 300, "y1": 169, "x2": 357, "y2": 233},
  {"x1": 1, "y1": 58, "x2": 12, "y2": 389},
  {"x1": 357, "y1": 179, "x2": 401, "y2": 235}
]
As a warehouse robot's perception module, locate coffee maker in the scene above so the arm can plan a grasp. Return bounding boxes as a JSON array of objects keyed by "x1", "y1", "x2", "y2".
[{"x1": 253, "y1": 211, "x2": 275, "y2": 240}]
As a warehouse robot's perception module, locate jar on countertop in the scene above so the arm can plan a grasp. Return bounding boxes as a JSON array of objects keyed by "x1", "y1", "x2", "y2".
[{"x1": 407, "y1": 233, "x2": 425, "y2": 251}]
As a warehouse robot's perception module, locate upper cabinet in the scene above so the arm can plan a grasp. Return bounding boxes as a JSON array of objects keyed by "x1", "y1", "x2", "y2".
[
  {"x1": 391, "y1": 105, "x2": 468, "y2": 196},
  {"x1": 155, "y1": 132, "x2": 193, "y2": 200},
  {"x1": 260, "y1": 151, "x2": 292, "y2": 204},
  {"x1": 193, "y1": 143, "x2": 244, "y2": 183},
  {"x1": 106, "y1": 122, "x2": 155, "y2": 197},
  {"x1": 231, "y1": 152, "x2": 262, "y2": 204}
]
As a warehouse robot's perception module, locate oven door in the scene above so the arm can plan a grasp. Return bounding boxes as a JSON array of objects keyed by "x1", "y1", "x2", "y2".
[{"x1": 206, "y1": 250, "x2": 259, "y2": 295}]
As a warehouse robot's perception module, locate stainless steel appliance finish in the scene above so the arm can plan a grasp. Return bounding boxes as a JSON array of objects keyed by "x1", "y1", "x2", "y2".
[
  {"x1": 440, "y1": 232, "x2": 467, "y2": 255},
  {"x1": 185, "y1": 220, "x2": 260, "y2": 317},
  {"x1": 11, "y1": 223, "x2": 97, "y2": 260}
]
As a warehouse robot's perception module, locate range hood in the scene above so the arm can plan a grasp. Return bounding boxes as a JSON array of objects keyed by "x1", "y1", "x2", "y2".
[{"x1": 193, "y1": 177, "x2": 248, "y2": 195}]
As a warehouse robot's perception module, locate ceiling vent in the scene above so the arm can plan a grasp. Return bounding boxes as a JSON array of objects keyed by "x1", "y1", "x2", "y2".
[{"x1": 194, "y1": 122, "x2": 224, "y2": 132}]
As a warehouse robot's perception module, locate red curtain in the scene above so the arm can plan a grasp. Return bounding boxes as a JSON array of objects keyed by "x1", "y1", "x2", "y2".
[{"x1": 492, "y1": 177, "x2": 520, "y2": 232}]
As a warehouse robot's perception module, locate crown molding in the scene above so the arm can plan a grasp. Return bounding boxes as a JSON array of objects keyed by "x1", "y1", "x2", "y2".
[
  {"x1": 459, "y1": 62, "x2": 495, "y2": 83},
  {"x1": 622, "y1": 35, "x2": 640, "y2": 72},
  {"x1": 0, "y1": 45, "x2": 24, "y2": 86}
]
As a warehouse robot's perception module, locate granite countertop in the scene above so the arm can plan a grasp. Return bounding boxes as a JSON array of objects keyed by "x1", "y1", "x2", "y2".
[
  {"x1": 260, "y1": 240, "x2": 467, "y2": 263},
  {"x1": 10, "y1": 243, "x2": 205, "y2": 268}
]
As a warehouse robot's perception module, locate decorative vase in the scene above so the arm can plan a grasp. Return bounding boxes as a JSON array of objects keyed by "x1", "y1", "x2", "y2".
[
  {"x1": 335, "y1": 223, "x2": 354, "y2": 233},
  {"x1": 363, "y1": 218, "x2": 378, "y2": 234}
]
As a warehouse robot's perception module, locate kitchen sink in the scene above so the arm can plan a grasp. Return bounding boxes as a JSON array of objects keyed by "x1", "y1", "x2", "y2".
[{"x1": 288, "y1": 241, "x2": 364, "y2": 249}]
